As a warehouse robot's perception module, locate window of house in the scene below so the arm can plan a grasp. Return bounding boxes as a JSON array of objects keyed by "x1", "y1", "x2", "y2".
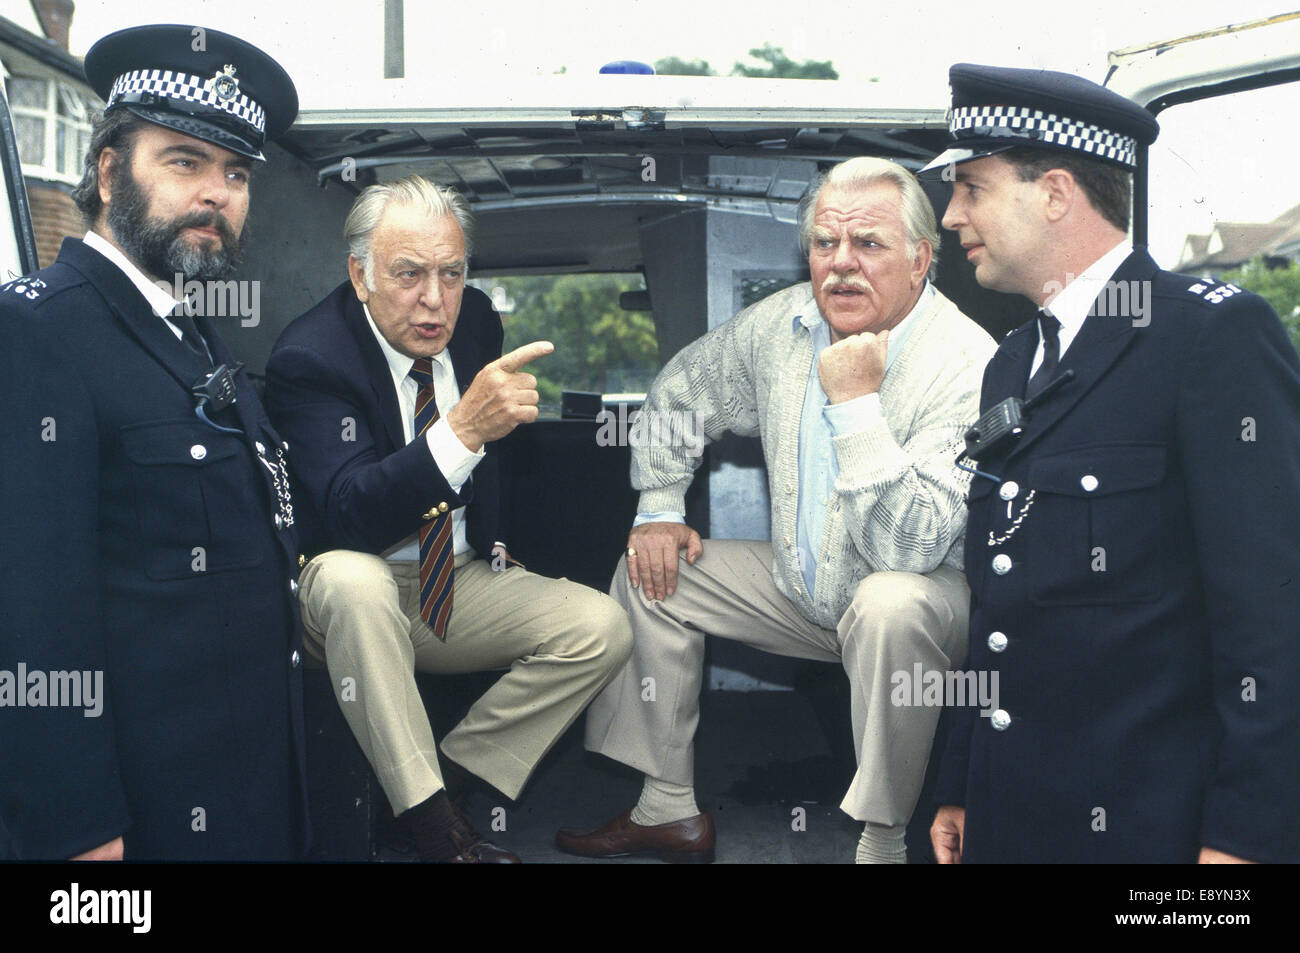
[{"x1": 6, "y1": 75, "x2": 94, "y2": 184}]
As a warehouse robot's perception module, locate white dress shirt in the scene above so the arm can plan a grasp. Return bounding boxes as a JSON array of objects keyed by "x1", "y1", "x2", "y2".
[
  {"x1": 1031, "y1": 239, "x2": 1132, "y2": 377},
  {"x1": 83, "y1": 230, "x2": 185, "y2": 332},
  {"x1": 361, "y1": 304, "x2": 485, "y2": 561}
]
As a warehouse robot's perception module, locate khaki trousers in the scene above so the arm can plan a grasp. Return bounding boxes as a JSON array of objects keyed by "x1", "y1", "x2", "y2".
[
  {"x1": 584, "y1": 539, "x2": 969, "y2": 826},
  {"x1": 299, "y1": 550, "x2": 632, "y2": 814}
]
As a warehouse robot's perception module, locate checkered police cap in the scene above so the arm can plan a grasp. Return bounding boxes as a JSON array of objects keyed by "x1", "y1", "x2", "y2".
[
  {"x1": 107, "y1": 68, "x2": 267, "y2": 135},
  {"x1": 921, "y1": 63, "x2": 1158, "y2": 174},
  {"x1": 85, "y1": 24, "x2": 298, "y2": 161}
]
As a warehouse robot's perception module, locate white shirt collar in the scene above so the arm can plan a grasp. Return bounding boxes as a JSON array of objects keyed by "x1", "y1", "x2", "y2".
[
  {"x1": 361, "y1": 302, "x2": 454, "y2": 393},
  {"x1": 1041, "y1": 240, "x2": 1133, "y2": 351},
  {"x1": 83, "y1": 230, "x2": 182, "y2": 319}
]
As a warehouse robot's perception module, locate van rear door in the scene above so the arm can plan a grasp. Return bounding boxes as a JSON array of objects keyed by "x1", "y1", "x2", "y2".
[{"x1": 0, "y1": 83, "x2": 39, "y2": 281}]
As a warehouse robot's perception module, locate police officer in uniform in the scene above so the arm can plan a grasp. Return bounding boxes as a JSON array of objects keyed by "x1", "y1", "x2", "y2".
[
  {"x1": 922, "y1": 64, "x2": 1300, "y2": 863},
  {"x1": 0, "y1": 25, "x2": 306, "y2": 859}
]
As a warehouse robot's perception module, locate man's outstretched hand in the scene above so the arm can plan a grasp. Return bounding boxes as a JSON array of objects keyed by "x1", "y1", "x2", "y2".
[
  {"x1": 447, "y1": 341, "x2": 553, "y2": 451},
  {"x1": 626, "y1": 521, "x2": 703, "y2": 602}
]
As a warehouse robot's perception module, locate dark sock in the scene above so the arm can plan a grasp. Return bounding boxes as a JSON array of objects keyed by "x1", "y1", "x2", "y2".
[
  {"x1": 440, "y1": 758, "x2": 473, "y2": 804},
  {"x1": 401, "y1": 790, "x2": 475, "y2": 862}
]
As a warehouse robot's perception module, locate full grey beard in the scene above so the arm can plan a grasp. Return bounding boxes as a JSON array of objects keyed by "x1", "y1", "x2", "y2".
[{"x1": 106, "y1": 165, "x2": 245, "y2": 283}]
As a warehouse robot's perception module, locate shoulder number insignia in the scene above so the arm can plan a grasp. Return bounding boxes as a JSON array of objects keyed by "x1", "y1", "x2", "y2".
[
  {"x1": 1187, "y1": 280, "x2": 1241, "y2": 305},
  {"x1": 1, "y1": 276, "x2": 47, "y2": 299}
]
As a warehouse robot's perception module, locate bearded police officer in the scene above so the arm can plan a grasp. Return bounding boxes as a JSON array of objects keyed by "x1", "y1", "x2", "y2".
[
  {"x1": 922, "y1": 64, "x2": 1300, "y2": 863},
  {"x1": 0, "y1": 26, "x2": 306, "y2": 860}
]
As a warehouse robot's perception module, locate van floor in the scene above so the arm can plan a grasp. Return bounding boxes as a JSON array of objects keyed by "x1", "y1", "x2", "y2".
[{"x1": 378, "y1": 690, "x2": 868, "y2": 864}]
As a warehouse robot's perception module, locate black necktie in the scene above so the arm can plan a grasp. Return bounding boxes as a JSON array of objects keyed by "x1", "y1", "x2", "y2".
[
  {"x1": 169, "y1": 305, "x2": 212, "y2": 366},
  {"x1": 1025, "y1": 310, "x2": 1061, "y2": 401}
]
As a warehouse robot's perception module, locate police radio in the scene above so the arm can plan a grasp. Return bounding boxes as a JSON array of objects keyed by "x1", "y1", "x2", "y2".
[
  {"x1": 192, "y1": 362, "x2": 244, "y2": 433},
  {"x1": 957, "y1": 370, "x2": 1074, "y2": 483}
]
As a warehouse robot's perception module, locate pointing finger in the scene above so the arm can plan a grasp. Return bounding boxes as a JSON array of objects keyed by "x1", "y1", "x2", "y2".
[{"x1": 496, "y1": 340, "x2": 554, "y2": 373}]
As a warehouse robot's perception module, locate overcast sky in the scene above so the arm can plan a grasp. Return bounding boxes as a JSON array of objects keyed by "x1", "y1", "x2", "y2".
[{"x1": 63, "y1": 0, "x2": 1300, "y2": 264}]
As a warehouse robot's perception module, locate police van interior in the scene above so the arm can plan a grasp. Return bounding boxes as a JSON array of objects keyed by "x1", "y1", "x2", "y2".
[{"x1": 2, "y1": 12, "x2": 1298, "y2": 862}]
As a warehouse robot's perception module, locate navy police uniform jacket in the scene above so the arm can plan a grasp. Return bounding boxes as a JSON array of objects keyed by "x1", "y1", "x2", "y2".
[
  {"x1": 264, "y1": 282, "x2": 507, "y2": 560},
  {"x1": 935, "y1": 249, "x2": 1300, "y2": 863},
  {"x1": 0, "y1": 238, "x2": 307, "y2": 860}
]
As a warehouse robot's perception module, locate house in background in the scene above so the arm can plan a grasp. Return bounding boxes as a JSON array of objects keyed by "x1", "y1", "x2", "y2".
[
  {"x1": 0, "y1": 0, "x2": 97, "y2": 272},
  {"x1": 1178, "y1": 202, "x2": 1300, "y2": 275}
]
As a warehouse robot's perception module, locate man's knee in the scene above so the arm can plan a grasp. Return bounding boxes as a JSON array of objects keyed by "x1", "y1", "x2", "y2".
[
  {"x1": 843, "y1": 570, "x2": 960, "y2": 658},
  {"x1": 852, "y1": 570, "x2": 937, "y2": 616},
  {"x1": 543, "y1": 584, "x2": 634, "y2": 671},
  {"x1": 300, "y1": 550, "x2": 397, "y2": 629},
  {"x1": 596, "y1": 594, "x2": 635, "y2": 672},
  {"x1": 582, "y1": 591, "x2": 635, "y2": 673}
]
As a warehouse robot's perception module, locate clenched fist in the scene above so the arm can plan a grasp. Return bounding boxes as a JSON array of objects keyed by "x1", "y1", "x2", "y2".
[
  {"x1": 447, "y1": 340, "x2": 553, "y2": 451},
  {"x1": 817, "y1": 328, "x2": 888, "y2": 404}
]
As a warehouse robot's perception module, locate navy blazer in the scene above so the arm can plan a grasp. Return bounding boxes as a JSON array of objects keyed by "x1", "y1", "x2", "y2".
[
  {"x1": 265, "y1": 281, "x2": 507, "y2": 560},
  {"x1": 935, "y1": 250, "x2": 1300, "y2": 863},
  {"x1": 0, "y1": 238, "x2": 307, "y2": 860}
]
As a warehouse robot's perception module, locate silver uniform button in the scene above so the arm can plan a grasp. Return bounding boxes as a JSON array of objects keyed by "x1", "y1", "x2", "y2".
[
  {"x1": 274, "y1": 514, "x2": 284, "y2": 529},
  {"x1": 255, "y1": 440, "x2": 266, "y2": 454},
  {"x1": 991, "y1": 553, "x2": 1012, "y2": 575},
  {"x1": 990, "y1": 709, "x2": 1011, "y2": 731},
  {"x1": 289, "y1": 579, "x2": 299, "y2": 595},
  {"x1": 282, "y1": 440, "x2": 290, "y2": 451},
  {"x1": 1080, "y1": 474, "x2": 1099, "y2": 492},
  {"x1": 998, "y1": 480, "x2": 1019, "y2": 501},
  {"x1": 987, "y1": 631, "x2": 1008, "y2": 653},
  {"x1": 190, "y1": 444, "x2": 207, "y2": 460},
  {"x1": 290, "y1": 650, "x2": 301, "y2": 668}
]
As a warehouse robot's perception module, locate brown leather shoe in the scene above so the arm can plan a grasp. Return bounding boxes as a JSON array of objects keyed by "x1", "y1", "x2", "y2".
[{"x1": 555, "y1": 809, "x2": 715, "y2": 863}]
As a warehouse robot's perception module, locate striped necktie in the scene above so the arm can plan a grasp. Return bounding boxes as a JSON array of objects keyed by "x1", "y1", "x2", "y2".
[{"x1": 409, "y1": 357, "x2": 455, "y2": 639}]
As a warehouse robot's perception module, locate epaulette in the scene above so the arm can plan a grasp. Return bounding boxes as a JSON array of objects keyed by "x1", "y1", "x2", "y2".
[
  {"x1": 1183, "y1": 279, "x2": 1243, "y2": 306},
  {"x1": 0, "y1": 274, "x2": 49, "y2": 302}
]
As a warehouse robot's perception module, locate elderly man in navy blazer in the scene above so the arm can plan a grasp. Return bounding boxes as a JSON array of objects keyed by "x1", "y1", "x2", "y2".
[{"x1": 265, "y1": 176, "x2": 631, "y2": 863}]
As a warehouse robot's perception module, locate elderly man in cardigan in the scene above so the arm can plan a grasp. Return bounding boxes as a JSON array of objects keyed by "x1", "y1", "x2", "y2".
[{"x1": 556, "y1": 156, "x2": 997, "y2": 864}]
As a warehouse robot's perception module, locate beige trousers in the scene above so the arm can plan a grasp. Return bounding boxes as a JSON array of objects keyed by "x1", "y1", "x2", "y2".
[
  {"x1": 584, "y1": 539, "x2": 969, "y2": 826},
  {"x1": 299, "y1": 549, "x2": 633, "y2": 814}
]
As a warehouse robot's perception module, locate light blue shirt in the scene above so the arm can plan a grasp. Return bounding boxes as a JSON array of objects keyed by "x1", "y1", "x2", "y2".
[{"x1": 795, "y1": 282, "x2": 931, "y2": 596}]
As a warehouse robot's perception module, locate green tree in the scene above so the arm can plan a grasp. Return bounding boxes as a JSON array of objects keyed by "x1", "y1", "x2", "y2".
[
  {"x1": 478, "y1": 274, "x2": 659, "y2": 415},
  {"x1": 653, "y1": 56, "x2": 715, "y2": 76},
  {"x1": 730, "y1": 43, "x2": 838, "y2": 80},
  {"x1": 655, "y1": 46, "x2": 838, "y2": 79},
  {"x1": 1218, "y1": 257, "x2": 1300, "y2": 356}
]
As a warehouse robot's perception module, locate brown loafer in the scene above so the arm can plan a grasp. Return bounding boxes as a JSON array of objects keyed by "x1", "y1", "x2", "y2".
[{"x1": 556, "y1": 809, "x2": 715, "y2": 863}]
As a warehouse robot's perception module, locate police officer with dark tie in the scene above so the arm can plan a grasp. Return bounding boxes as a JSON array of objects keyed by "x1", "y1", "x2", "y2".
[
  {"x1": 0, "y1": 25, "x2": 307, "y2": 860},
  {"x1": 921, "y1": 64, "x2": 1300, "y2": 863}
]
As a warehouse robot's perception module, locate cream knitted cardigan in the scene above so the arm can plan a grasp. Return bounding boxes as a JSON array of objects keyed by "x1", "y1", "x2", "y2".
[{"x1": 633, "y1": 282, "x2": 998, "y2": 629}]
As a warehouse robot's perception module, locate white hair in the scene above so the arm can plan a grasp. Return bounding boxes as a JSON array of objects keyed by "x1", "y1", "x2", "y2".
[
  {"x1": 342, "y1": 175, "x2": 474, "y2": 289},
  {"x1": 797, "y1": 157, "x2": 940, "y2": 278}
]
